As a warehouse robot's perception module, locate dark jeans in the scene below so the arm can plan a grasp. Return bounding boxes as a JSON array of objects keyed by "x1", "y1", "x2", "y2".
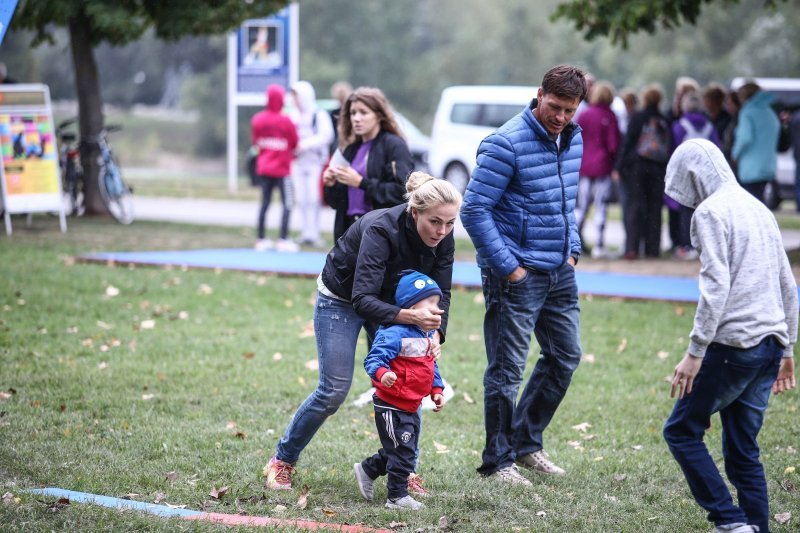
[
  {"x1": 663, "y1": 336, "x2": 783, "y2": 532},
  {"x1": 257, "y1": 176, "x2": 293, "y2": 240},
  {"x1": 362, "y1": 397, "x2": 420, "y2": 499},
  {"x1": 477, "y1": 264, "x2": 582, "y2": 476},
  {"x1": 668, "y1": 205, "x2": 694, "y2": 249},
  {"x1": 621, "y1": 160, "x2": 665, "y2": 257}
]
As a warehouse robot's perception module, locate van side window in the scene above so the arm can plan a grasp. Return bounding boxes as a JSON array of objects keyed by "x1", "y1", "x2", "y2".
[{"x1": 450, "y1": 103, "x2": 522, "y2": 128}]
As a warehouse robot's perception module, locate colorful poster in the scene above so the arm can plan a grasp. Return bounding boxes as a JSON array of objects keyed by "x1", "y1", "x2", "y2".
[
  {"x1": 0, "y1": 113, "x2": 59, "y2": 195},
  {"x1": 236, "y1": 7, "x2": 296, "y2": 94}
]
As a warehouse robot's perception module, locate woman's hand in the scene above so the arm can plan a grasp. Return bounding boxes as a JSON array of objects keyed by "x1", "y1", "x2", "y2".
[
  {"x1": 334, "y1": 166, "x2": 363, "y2": 188},
  {"x1": 322, "y1": 166, "x2": 338, "y2": 186},
  {"x1": 429, "y1": 331, "x2": 441, "y2": 360},
  {"x1": 413, "y1": 307, "x2": 443, "y2": 331}
]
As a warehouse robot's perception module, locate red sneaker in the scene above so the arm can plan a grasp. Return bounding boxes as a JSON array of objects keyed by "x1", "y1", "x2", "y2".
[
  {"x1": 407, "y1": 473, "x2": 429, "y2": 497},
  {"x1": 263, "y1": 455, "x2": 294, "y2": 490}
]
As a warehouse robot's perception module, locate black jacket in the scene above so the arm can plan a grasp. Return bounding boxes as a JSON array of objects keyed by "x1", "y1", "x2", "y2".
[
  {"x1": 320, "y1": 204, "x2": 454, "y2": 342},
  {"x1": 615, "y1": 104, "x2": 672, "y2": 174},
  {"x1": 324, "y1": 130, "x2": 414, "y2": 240}
]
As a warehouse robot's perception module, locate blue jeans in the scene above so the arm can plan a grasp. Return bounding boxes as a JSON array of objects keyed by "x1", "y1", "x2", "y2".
[
  {"x1": 477, "y1": 264, "x2": 582, "y2": 475},
  {"x1": 663, "y1": 336, "x2": 783, "y2": 532},
  {"x1": 276, "y1": 292, "x2": 366, "y2": 464}
]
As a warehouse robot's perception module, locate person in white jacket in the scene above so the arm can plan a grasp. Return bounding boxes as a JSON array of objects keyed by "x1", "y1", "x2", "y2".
[
  {"x1": 662, "y1": 139, "x2": 797, "y2": 533},
  {"x1": 291, "y1": 81, "x2": 335, "y2": 248}
]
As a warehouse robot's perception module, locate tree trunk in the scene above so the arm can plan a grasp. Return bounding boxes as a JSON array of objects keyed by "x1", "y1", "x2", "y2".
[{"x1": 68, "y1": 12, "x2": 109, "y2": 217}]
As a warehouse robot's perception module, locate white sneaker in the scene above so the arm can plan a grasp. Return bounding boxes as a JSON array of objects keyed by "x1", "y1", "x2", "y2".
[
  {"x1": 487, "y1": 465, "x2": 532, "y2": 486},
  {"x1": 353, "y1": 463, "x2": 374, "y2": 501},
  {"x1": 516, "y1": 450, "x2": 566, "y2": 475},
  {"x1": 275, "y1": 239, "x2": 299, "y2": 253},
  {"x1": 591, "y1": 246, "x2": 607, "y2": 259},
  {"x1": 385, "y1": 495, "x2": 424, "y2": 510},
  {"x1": 254, "y1": 239, "x2": 274, "y2": 251}
]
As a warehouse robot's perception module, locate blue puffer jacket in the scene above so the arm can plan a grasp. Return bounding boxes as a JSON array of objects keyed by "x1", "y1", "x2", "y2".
[{"x1": 460, "y1": 99, "x2": 583, "y2": 276}]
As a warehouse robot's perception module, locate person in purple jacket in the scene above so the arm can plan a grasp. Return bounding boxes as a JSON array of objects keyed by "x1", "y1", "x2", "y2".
[
  {"x1": 575, "y1": 81, "x2": 621, "y2": 259},
  {"x1": 669, "y1": 92, "x2": 721, "y2": 261}
]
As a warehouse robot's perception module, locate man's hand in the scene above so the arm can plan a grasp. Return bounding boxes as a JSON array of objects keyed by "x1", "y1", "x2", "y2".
[
  {"x1": 431, "y1": 393, "x2": 444, "y2": 412},
  {"x1": 671, "y1": 353, "x2": 704, "y2": 399},
  {"x1": 773, "y1": 358, "x2": 796, "y2": 394},
  {"x1": 381, "y1": 371, "x2": 397, "y2": 388},
  {"x1": 568, "y1": 255, "x2": 576, "y2": 267},
  {"x1": 506, "y1": 266, "x2": 527, "y2": 282}
]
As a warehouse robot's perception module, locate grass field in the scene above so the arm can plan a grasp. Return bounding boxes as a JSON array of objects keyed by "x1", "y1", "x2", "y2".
[{"x1": 1, "y1": 217, "x2": 798, "y2": 531}]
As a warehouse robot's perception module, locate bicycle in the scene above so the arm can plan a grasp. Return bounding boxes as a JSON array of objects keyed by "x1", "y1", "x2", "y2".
[
  {"x1": 56, "y1": 118, "x2": 85, "y2": 216},
  {"x1": 88, "y1": 124, "x2": 134, "y2": 224}
]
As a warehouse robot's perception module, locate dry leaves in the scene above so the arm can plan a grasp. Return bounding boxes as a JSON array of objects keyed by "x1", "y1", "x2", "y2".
[
  {"x1": 153, "y1": 492, "x2": 166, "y2": 503},
  {"x1": 209, "y1": 486, "x2": 228, "y2": 499},
  {"x1": 165, "y1": 471, "x2": 178, "y2": 482},
  {"x1": 462, "y1": 392, "x2": 475, "y2": 404},
  {"x1": 105, "y1": 286, "x2": 120, "y2": 297},
  {"x1": 142, "y1": 394, "x2": 155, "y2": 401},
  {"x1": 785, "y1": 466, "x2": 796, "y2": 474},
  {"x1": 272, "y1": 352, "x2": 283, "y2": 361},
  {"x1": 140, "y1": 319, "x2": 156, "y2": 330},
  {"x1": 617, "y1": 338, "x2": 628, "y2": 353},
  {"x1": 198, "y1": 284, "x2": 214, "y2": 295},
  {"x1": 321, "y1": 507, "x2": 337, "y2": 517},
  {"x1": 242, "y1": 352, "x2": 255, "y2": 359},
  {"x1": 775, "y1": 512, "x2": 791, "y2": 525},
  {"x1": 433, "y1": 440, "x2": 449, "y2": 453},
  {"x1": 657, "y1": 351, "x2": 670, "y2": 360},
  {"x1": 296, "y1": 485, "x2": 310, "y2": 509},
  {"x1": 582, "y1": 353, "x2": 596, "y2": 363},
  {"x1": 572, "y1": 422, "x2": 592, "y2": 433},
  {"x1": 304, "y1": 359, "x2": 319, "y2": 371}
]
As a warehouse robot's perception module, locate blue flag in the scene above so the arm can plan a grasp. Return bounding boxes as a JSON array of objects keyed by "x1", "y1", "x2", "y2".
[{"x1": 0, "y1": 0, "x2": 19, "y2": 45}]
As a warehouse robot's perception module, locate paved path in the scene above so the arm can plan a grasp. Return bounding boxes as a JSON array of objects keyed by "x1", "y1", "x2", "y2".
[{"x1": 133, "y1": 196, "x2": 800, "y2": 252}]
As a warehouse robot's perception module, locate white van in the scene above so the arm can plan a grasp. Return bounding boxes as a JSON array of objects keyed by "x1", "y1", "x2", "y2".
[
  {"x1": 729, "y1": 77, "x2": 800, "y2": 209},
  {"x1": 428, "y1": 85, "x2": 535, "y2": 192}
]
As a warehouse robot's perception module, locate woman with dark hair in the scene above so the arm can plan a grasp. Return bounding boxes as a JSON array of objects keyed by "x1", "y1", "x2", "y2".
[{"x1": 323, "y1": 87, "x2": 414, "y2": 241}]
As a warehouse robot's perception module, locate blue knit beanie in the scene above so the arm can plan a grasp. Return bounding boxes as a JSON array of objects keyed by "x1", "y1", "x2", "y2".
[{"x1": 395, "y1": 270, "x2": 442, "y2": 309}]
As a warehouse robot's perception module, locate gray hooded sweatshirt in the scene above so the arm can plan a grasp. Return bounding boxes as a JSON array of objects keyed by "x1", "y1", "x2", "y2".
[{"x1": 665, "y1": 139, "x2": 797, "y2": 358}]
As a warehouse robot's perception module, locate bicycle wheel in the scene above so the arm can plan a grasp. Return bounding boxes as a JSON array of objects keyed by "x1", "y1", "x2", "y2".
[
  {"x1": 62, "y1": 161, "x2": 84, "y2": 216},
  {"x1": 97, "y1": 156, "x2": 134, "y2": 224}
]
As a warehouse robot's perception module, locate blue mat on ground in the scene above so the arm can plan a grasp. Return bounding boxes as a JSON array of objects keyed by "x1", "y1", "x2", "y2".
[{"x1": 80, "y1": 248, "x2": 703, "y2": 303}]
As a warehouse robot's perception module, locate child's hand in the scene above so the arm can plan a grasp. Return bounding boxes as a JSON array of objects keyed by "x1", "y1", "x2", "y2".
[
  {"x1": 432, "y1": 393, "x2": 444, "y2": 412},
  {"x1": 381, "y1": 371, "x2": 397, "y2": 387}
]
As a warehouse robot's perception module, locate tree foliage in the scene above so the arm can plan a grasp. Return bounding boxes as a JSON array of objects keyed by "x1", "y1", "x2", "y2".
[{"x1": 551, "y1": 0, "x2": 787, "y2": 46}]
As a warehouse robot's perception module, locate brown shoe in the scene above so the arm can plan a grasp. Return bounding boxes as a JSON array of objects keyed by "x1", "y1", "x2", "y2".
[{"x1": 516, "y1": 450, "x2": 566, "y2": 475}]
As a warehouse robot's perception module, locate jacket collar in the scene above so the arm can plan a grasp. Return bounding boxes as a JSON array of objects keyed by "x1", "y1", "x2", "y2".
[{"x1": 526, "y1": 98, "x2": 580, "y2": 151}]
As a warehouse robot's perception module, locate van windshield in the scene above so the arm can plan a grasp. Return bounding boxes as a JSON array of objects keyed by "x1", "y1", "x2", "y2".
[{"x1": 450, "y1": 103, "x2": 525, "y2": 128}]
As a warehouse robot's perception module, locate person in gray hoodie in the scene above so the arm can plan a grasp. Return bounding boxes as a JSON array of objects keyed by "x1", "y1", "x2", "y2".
[{"x1": 662, "y1": 139, "x2": 797, "y2": 533}]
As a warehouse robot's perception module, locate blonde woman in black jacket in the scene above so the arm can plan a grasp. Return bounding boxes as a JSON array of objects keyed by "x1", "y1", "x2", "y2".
[
  {"x1": 324, "y1": 87, "x2": 414, "y2": 241},
  {"x1": 265, "y1": 172, "x2": 461, "y2": 496}
]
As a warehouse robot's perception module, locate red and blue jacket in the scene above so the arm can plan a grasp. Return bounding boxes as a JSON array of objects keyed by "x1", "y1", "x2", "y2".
[{"x1": 364, "y1": 324, "x2": 444, "y2": 413}]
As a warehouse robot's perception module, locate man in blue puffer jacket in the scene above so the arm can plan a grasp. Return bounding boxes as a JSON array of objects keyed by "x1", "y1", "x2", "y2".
[{"x1": 461, "y1": 64, "x2": 587, "y2": 485}]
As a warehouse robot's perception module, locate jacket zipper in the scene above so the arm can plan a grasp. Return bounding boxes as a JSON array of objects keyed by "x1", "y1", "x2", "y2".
[{"x1": 557, "y1": 141, "x2": 569, "y2": 261}]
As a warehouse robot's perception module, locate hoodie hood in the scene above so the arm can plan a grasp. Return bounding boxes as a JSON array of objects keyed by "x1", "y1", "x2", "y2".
[
  {"x1": 665, "y1": 139, "x2": 738, "y2": 209},
  {"x1": 266, "y1": 84, "x2": 284, "y2": 112},
  {"x1": 291, "y1": 81, "x2": 317, "y2": 113}
]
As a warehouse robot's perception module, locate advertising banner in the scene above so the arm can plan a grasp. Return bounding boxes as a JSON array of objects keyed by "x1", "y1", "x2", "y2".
[{"x1": 0, "y1": 85, "x2": 65, "y2": 234}]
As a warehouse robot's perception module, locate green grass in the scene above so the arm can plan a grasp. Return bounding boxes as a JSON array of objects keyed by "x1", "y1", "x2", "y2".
[{"x1": 1, "y1": 217, "x2": 798, "y2": 531}]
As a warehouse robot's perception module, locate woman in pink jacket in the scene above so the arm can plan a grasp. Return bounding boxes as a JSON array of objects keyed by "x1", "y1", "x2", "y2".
[{"x1": 575, "y1": 81, "x2": 621, "y2": 259}]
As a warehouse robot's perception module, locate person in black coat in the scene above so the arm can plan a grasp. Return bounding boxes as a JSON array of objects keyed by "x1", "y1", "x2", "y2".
[
  {"x1": 323, "y1": 87, "x2": 414, "y2": 241},
  {"x1": 264, "y1": 172, "x2": 462, "y2": 494}
]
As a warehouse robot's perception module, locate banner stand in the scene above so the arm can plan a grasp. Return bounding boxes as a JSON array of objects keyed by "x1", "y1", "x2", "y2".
[{"x1": 0, "y1": 84, "x2": 66, "y2": 235}]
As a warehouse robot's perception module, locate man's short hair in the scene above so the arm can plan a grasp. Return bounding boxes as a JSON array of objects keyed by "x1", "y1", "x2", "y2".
[{"x1": 540, "y1": 64, "x2": 588, "y2": 102}]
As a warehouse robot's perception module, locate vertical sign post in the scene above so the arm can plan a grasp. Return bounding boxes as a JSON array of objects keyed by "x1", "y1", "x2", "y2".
[
  {"x1": 0, "y1": 84, "x2": 66, "y2": 235},
  {"x1": 227, "y1": 3, "x2": 298, "y2": 194}
]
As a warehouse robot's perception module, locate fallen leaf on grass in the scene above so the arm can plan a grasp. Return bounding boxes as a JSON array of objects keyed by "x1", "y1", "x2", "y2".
[
  {"x1": 121, "y1": 493, "x2": 140, "y2": 499},
  {"x1": 467, "y1": 334, "x2": 481, "y2": 342},
  {"x1": 140, "y1": 319, "x2": 156, "y2": 330},
  {"x1": 674, "y1": 306, "x2": 685, "y2": 316},
  {"x1": 582, "y1": 353, "x2": 596, "y2": 363},
  {"x1": 774, "y1": 512, "x2": 791, "y2": 524},
  {"x1": 583, "y1": 434, "x2": 595, "y2": 441},
  {"x1": 242, "y1": 352, "x2": 255, "y2": 359},
  {"x1": 389, "y1": 522, "x2": 407, "y2": 529},
  {"x1": 165, "y1": 502, "x2": 187, "y2": 509},
  {"x1": 153, "y1": 492, "x2": 166, "y2": 503},
  {"x1": 321, "y1": 507, "x2": 338, "y2": 517},
  {"x1": 613, "y1": 474, "x2": 627, "y2": 483},
  {"x1": 631, "y1": 445, "x2": 644, "y2": 451},
  {"x1": 142, "y1": 394, "x2": 155, "y2": 400},
  {"x1": 0, "y1": 392, "x2": 11, "y2": 401},
  {"x1": 97, "y1": 320, "x2": 113, "y2": 330},
  {"x1": 209, "y1": 486, "x2": 228, "y2": 499},
  {"x1": 272, "y1": 352, "x2": 283, "y2": 361},
  {"x1": 785, "y1": 466, "x2": 796, "y2": 474},
  {"x1": 296, "y1": 485, "x2": 310, "y2": 509},
  {"x1": 304, "y1": 359, "x2": 319, "y2": 371},
  {"x1": 472, "y1": 293, "x2": 484, "y2": 304},
  {"x1": 165, "y1": 471, "x2": 177, "y2": 482},
  {"x1": 433, "y1": 441, "x2": 449, "y2": 452},
  {"x1": 572, "y1": 422, "x2": 591, "y2": 433},
  {"x1": 780, "y1": 480, "x2": 796, "y2": 492},
  {"x1": 105, "y1": 286, "x2": 120, "y2": 297},
  {"x1": 438, "y1": 516, "x2": 449, "y2": 529},
  {"x1": 235, "y1": 431, "x2": 247, "y2": 439},
  {"x1": 604, "y1": 494, "x2": 618, "y2": 502},
  {"x1": 536, "y1": 511, "x2": 547, "y2": 518},
  {"x1": 298, "y1": 376, "x2": 306, "y2": 386},
  {"x1": 2, "y1": 492, "x2": 15, "y2": 505},
  {"x1": 617, "y1": 338, "x2": 628, "y2": 353},
  {"x1": 657, "y1": 351, "x2": 670, "y2": 360},
  {"x1": 299, "y1": 322, "x2": 315, "y2": 338},
  {"x1": 462, "y1": 392, "x2": 475, "y2": 404},
  {"x1": 226, "y1": 421, "x2": 237, "y2": 430},
  {"x1": 198, "y1": 284, "x2": 214, "y2": 295},
  {"x1": 66, "y1": 326, "x2": 78, "y2": 334}
]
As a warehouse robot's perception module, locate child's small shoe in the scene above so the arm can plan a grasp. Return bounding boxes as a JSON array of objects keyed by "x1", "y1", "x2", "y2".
[
  {"x1": 353, "y1": 462, "x2": 374, "y2": 501},
  {"x1": 385, "y1": 495, "x2": 424, "y2": 510},
  {"x1": 406, "y1": 473, "x2": 429, "y2": 497}
]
